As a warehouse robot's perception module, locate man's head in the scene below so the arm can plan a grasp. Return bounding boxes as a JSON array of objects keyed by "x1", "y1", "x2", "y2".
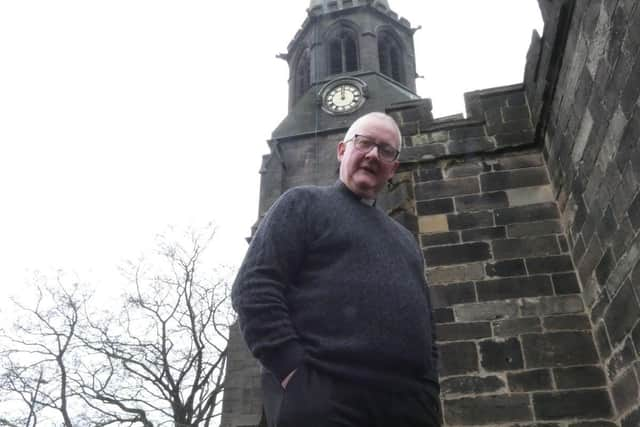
[{"x1": 337, "y1": 112, "x2": 401, "y2": 200}]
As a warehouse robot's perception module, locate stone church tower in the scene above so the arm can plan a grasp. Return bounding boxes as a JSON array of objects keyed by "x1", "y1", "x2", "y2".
[{"x1": 222, "y1": 1, "x2": 640, "y2": 426}]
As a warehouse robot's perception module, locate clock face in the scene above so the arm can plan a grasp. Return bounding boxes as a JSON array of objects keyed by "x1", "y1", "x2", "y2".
[{"x1": 325, "y1": 84, "x2": 362, "y2": 113}]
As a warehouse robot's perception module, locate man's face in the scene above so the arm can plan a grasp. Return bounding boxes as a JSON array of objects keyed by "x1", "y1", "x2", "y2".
[{"x1": 337, "y1": 115, "x2": 400, "y2": 199}]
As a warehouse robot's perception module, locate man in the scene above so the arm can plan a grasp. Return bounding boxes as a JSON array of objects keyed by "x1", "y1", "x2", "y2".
[{"x1": 232, "y1": 112, "x2": 440, "y2": 427}]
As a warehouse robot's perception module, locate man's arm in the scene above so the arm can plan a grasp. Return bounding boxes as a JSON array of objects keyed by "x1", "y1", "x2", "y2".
[{"x1": 231, "y1": 189, "x2": 309, "y2": 383}]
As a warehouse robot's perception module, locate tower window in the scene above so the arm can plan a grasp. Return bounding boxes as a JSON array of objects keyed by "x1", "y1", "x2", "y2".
[
  {"x1": 378, "y1": 32, "x2": 403, "y2": 84},
  {"x1": 328, "y1": 29, "x2": 358, "y2": 75},
  {"x1": 294, "y1": 48, "x2": 311, "y2": 100}
]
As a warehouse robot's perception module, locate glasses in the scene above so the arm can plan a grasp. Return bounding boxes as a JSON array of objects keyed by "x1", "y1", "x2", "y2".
[{"x1": 347, "y1": 134, "x2": 400, "y2": 163}]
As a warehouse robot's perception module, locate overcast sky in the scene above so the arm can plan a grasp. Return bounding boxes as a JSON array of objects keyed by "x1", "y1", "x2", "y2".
[{"x1": 0, "y1": 1, "x2": 543, "y2": 304}]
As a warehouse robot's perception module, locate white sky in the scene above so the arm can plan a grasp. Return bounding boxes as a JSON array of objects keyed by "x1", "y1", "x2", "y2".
[{"x1": 0, "y1": 1, "x2": 543, "y2": 303}]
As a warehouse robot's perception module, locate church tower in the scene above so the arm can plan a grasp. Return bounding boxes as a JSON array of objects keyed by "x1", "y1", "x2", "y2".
[
  {"x1": 221, "y1": 2, "x2": 426, "y2": 426},
  {"x1": 258, "y1": 0, "x2": 424, "y2": 223}
]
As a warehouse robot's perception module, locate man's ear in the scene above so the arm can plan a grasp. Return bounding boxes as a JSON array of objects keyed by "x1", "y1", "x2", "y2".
[{"x1": 337, "y1": 141, "x2": 345, "y2": 161}]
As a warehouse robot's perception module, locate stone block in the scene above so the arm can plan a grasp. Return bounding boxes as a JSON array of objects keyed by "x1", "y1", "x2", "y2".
[
  {"x1": 526, "y1": 255, "x2": 574, "y2": 274},
  {"x1": 424, "y1": 242, "x2": 492, "y2": 266},
  {"x1": 603, "y1": 280, "x2": 640, "y2": 346},
  {"x1": 492, "y1": 236, "x2": 560, "y2": 259},
  {"x1": 448, "y1": 137, "x2": 496, "y2": 155},
  {"x1": 495, "y1": 203, "x2": 559, "y2": 225},
  {"x1": 611, "y1": 367, "x2": 639, "y2": 415},
  {"x1": 421, "y1": 231, "x2": 459, "y2": 247},
  {"x1": 506, "y1": 186, "x2": 555, "y2": 207},
  {"x1": 481, "y1": 167, "x2": 549, "y2": 192},
  {"x1": 494, "y1": 317, "x2": 542, "y2": 337},
  {"x1": 447, "y1": 211, "x2": 494, "y2": 230},
  {"x1": 479, "y1": 337, "x2": 524, "y2": 371},
  {"x1": 543, "y1": 314, "x2": 590, "y2": 331},
  {"x1": 607, "y1": 338, "x2": 636, "y2": 381},
  {"x1": 461, "y1": 226, "x2": 507, "y2": 242},
  {"x1": 485, "y1": 259, "x2": 527, "y2": 277},
  {"x1": 508, "y1": 369, "x2": 553, "y2": 392},
  {"x1": 444, "y1": 161, "x2": 490, "y2": 178},
  {"x1": 415, "y1": 177, "x2": 480, "y2": 201},
  {"x1": 533, "y1": 389, "x2": 613, "y2": 420},
  {"x1": 577, "y1": 235, "x2": 604, "y2": 285},
  {"x1": 455, "y1": 301, "x2": 520, "y2": 322},
  {"x1": 419, "y1": 214, "x2": 449, "y2": 234},
  {"x1": 629, "y1": 192, "x2": 640, "y2": 231},
  {"x1": 449, "y1": 125, "x2": 486, "y2": 139},
  {"x1": 595, "y1": 321, "x2": 612, "y2": 360},
  {"x1": 477, "y1": 276, "x2": 553, "y2": 302},
  {"x1": 434, "y1": 308, "x2": 454, "y2": 324},
  {"x1": 622, "y1": 407, "x2": 640, "y2": 427},
  {"x1": 429, "y1": 282, "x2": 477, "y2": 308},
  {"x1": 441, "y1": 375, "x2": 505, "y2": 396},
  {"x1": 522, "y1": 332, "x2": 599, "y2": 368},
  {"x1": 414, "y1": 167, "x2": 443, "y2": 183},
  {"x1": 439, "y1": 341, "x2": 478, "y2": 377},
  {"x1": 551, "y1": 272, "x2": 581, "y2": 294},
  {"x1": 520, "y1": 295, "x2": 585, "y2": 316},
  {"x1": 444, "y1": 394, "x2": 532, "y2": 425},
  {"x1": 426, "y1": 263, "x2": 485, "y2": 284},
  {"x1": 605, "y1": 232, "x2": 640, "y2": 295},
  {"x1": 438, "y1": 322, "x2": 492, "y2": 342},
  {"x1": 507, "y1": 220, "x2": 562, "y2": 238},
  {"x1": 595, "y1": 248, "x2": 615, "y2": 286},
  {"x1": 502, "y1": 105, "x2": 531, "y2": 122},
  {"x1": 493, "y1": 153, "x2": 543, "y2": 171},
  {"x1": 455, "y1": 192, "x2": 509, "y2": 212},
  {"x1": 417, "y1": 198, "x2": 454, "y2": 215},
  {"x1": 553, "y1": 365, "x2": 607, "y2": 389}
]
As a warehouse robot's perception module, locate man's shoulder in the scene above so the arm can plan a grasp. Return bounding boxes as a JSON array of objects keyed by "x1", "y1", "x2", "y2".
[{"x1": 277, "y1": 184, "x2": 338, "y2": 205}]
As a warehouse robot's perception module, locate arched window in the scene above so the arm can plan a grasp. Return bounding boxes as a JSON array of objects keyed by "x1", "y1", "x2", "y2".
[
  {"x1": 378, "y1": 31, "x2": 404, "y2": 84},
  {"x1": 294, "y1": 48, "x2": 311, "y2": 100},
  {"x1": 328, "y1": 28, "x2": 358, "y2": 75}
]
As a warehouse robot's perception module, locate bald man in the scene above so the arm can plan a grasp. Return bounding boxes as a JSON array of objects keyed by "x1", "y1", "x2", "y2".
[{"x1": 232, "y1": 112, "x2": 440, "y2": 427}]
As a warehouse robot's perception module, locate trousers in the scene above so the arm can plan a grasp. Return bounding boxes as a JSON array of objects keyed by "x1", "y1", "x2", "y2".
[{"x1": 261, "y1": 363, "x2": 441, "y2": 427}]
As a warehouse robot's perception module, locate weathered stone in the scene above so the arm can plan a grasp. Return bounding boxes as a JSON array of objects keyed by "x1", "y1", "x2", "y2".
[
  {"x1": 525, "y1": 255, "x2": 574, "y2": 274},
  {"x1": 441, "y1": 375, "x2": 505, "y2": 396},
  {"x1": 461, "y1": 226, "x2": 506, "y2": 242},
  {"x1": 522, "y1": 332, "x2": 599, "y2": 367},
  {"x1": 447, "y1": 211, "x2": 494, "y2": 230},
  {"x1": 495, "y1": 203, "x2": 559, "y2": 225},
  {"x1": 421, "y1": 231, "x2": 459, "y2": 247},
  {"x1": 424, "y1": 242, "x2": 491, "y2": 266},
  {"x1": 479, "y1": 337, "x2": 524, "y2": 371},
  {"x1": 426, "y1": 263, "x2": 485, "y2": 284},
  {"x1": 611, "y1": 367, "x2": 639, "y2": 415},
  {"x1": 551, "y1": 272, "x2": 581, "y2": 294},
  {"x1": 438, "y1": 322, "x2": 492, "y2": 342},
  {"x1": 533, "y1": 389, "x2": 613, "y2": 420},
  {"x1": 543, "y1": 314, "x2": 590, "y2": 331},
  {"x1": 477, "y1": 276, "x2": 553, "y2": 302},
  {"x1": 493, "y1": 236, "x2": 560, "y2": 259},
  {"x1": 507, "y1": 220, "x2": 562, "y2": 237},
  {"x1": 455, "y1": 192, "x2": 509, "y2": 211},
  {"x1": 553, "y1": 365, "x2": 607, "y2": 389},
  {"x1": 429, "y1": 282, "x2": 477, "y2": 308},
  {"x1": 439, "y1": 341, "x2": 478, "y2": 377},
  {"x1": 603, "y1": 280, "x2": 640, "y2": 346},
  {"x1": 455, "y1": 301, "x2": 520, "y2": 322},
  {"x1": 494, "y1": 317, "x2": 542, "y2": 337},
  {"x1": 419, "y1": 214, "x2": 449, "y2": 234},
  {"x1": 486, "y1": 259, "x2": 527, "y2": 277},
  {"x1": 508, "y1": 369, "x2": 553, "y2": 392},
  {"x1": 444, "y1": 394, "x2": 532, "y2": 425},
  {"x1": 522, "y1": 295, "x2": 585, "y2": 318},
  {"x1": 417, "y1": 198, "x2": 455, "y2": 215},
  {"x1": 481, "y1": 167, "x2": 549, "y2": 192},
  {"x1": 415, "y1": 177, "x2": 480, "y2": 200},
  {"x1": 506, "y1": 186, "x2": 555, "y2": 207}
]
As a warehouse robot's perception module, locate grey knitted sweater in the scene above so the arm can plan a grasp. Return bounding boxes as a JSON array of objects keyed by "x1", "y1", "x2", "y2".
[{"x1": 232, "y1": 181, "x2": 439, "y2": 392}]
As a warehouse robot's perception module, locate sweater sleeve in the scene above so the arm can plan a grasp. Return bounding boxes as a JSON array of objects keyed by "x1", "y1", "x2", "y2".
[{"x1": 231, "y1": 188, "x2": 309, "y2": 381}]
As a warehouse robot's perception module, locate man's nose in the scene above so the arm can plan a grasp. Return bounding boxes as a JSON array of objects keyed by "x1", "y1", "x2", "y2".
[{"x1": 365, "y1": 145, "x2": 380, "y2": 159}]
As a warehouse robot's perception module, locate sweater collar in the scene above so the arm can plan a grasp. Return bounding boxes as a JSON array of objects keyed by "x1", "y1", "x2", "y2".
[{"x1": 334, "y1": 180, "x2": 376, "y2": 207}]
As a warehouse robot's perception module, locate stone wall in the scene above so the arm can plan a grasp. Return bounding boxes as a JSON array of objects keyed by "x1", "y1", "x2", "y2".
[
  {"x1": 525, "y1": 0, "x2": 640, "y2": 425},
  {"x1": 388, "y1": 80, "x2": 615, "y2": 425}
]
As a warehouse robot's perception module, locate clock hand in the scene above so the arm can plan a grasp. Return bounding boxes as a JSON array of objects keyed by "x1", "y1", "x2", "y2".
[{"x1": 341, "y1": 86, "x2": 345, "y2": 100}]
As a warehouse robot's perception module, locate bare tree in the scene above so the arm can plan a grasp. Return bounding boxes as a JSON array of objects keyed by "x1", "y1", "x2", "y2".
[
  {"x1": 79, "y1": 226, "x2": 234, "y2": 426},
  {"x1": 0, "y1": 278, "x2": 87, "y2": 426}
]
